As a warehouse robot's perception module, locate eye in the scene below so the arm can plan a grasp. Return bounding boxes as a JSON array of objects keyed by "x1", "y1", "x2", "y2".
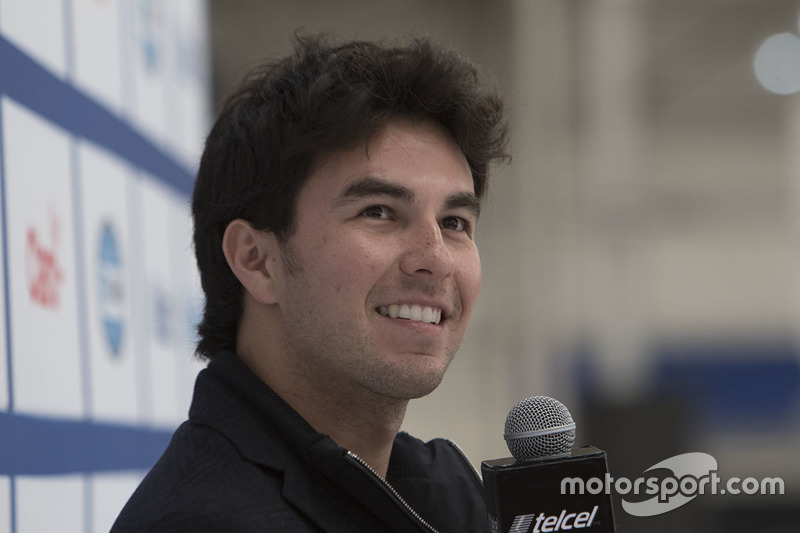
[
  {"x1": 360, "y1": 205, "x2": 393, "y2": 220},
  {"x1": 441, "y1": 216, "x2": 470, "y2": 233}
]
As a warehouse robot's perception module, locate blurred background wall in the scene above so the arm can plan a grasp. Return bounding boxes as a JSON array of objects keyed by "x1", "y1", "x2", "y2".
[
  {"x1": 2, "y1": 0, "x2": 800, "y2": 531},
  {"x1": 208, "y1": 1, "x2": 800, "y2": 530},
  {"x1": 0, "y1": 1, "x2": 208, "y2": 531}
]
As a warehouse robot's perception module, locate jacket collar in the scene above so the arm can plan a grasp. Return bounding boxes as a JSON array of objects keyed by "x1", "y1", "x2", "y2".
[
  {"x1": 189, "y1": 351, "x2": 323, "y2": 468},
  {"x1": 188, "y1": 351, "x2": 433, "y2": 532}
]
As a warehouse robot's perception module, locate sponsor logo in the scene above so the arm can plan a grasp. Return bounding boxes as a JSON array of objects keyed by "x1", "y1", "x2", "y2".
[
  {"x1": 25, "y1": 210, "x2": 63, "y2": 308},
  {"x1": 509, "y1": 506, "x2": 598, "y2": 533},
  {"x1": 151, "y1": 282, "x2": 172, "y2": 345},
  {"x1": 97, "y1": 222, "x2": 125, "y2": 356},
  {"x1": 561, "y1": 452, "x2": 785, "y2": 517},
  {"x1": 136, "y1": 0, "x2": 162, "y2": 73}
]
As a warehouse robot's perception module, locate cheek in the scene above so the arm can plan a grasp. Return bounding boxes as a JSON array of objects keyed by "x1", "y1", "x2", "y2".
[
  {"x1": 311, "y1": 235, "x2": 393, "y2": 291},
  {"x1": 458, "y1": 250, "x2": 482, "y2": 309}
]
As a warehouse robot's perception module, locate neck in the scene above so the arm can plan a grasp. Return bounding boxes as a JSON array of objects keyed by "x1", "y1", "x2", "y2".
[
  {"x1": 285, "y1": 384, "x2": 409, "y2": 478},
  {"x1": 236, "y1": 305, "x2": 407, "y2": 478}
]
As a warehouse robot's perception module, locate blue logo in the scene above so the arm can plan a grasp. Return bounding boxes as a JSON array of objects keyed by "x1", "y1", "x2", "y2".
[
  {"x1": 137, "y1": 0, "x2": 162, "y2": 73},
  {"x1": 152, "y1": 283, "x2": 173, "y2": 346},
  {"x1": 97, "y1": 222, "x2": 125, "y2": 356}
]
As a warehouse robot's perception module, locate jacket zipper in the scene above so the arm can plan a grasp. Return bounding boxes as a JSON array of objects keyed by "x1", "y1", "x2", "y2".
[{"x1": 345, "y1": 451, "x2": 439, "y2": 533}]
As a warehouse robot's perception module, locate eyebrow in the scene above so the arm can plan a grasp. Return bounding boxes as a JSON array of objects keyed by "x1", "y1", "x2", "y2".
[
  {"x1": 335, "y1": 176, "x2": 415, "y2": 205},
  {"x1": 445, "y1": 191, "x2": 482, "y2": 219},
  {"x1": 334, "y1": 176, "x2": 481, "y2": 218}
]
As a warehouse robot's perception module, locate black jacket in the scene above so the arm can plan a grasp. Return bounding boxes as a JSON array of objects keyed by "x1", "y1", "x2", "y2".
[{"x1": 111, "y1": 351, "x2": 488, "y2": 532}]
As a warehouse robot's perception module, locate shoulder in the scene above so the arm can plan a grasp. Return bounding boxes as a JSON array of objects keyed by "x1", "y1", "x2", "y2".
[
  {"x1": 394, "y1": 432, "x2": 479, "y2": 480},
  {"x1": 111, "y1": 422, "x2": 292, "y2": 532},
  {"x1": 390, "y1": 433, "x2": 488, "y2": 533}
]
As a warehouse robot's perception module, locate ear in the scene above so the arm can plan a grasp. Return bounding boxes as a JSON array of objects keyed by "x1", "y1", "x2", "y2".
[{"x1": 222, "y1": 219, "x2": 284, "y2": 305}]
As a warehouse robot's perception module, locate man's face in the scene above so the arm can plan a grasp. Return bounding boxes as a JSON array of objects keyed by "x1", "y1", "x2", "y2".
[{"x1": 272, "y1": 119, "x2": 481, "y2": 401}]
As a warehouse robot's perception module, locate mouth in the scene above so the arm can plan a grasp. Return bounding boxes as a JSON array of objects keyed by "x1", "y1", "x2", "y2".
[{"x1": 377, "y1": 304, "x2": 443, "y2": 325}]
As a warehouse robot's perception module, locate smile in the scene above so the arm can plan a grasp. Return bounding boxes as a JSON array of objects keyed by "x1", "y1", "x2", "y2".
[{"x1": 377, "y1": 304, "x2": 443, "y2": 325}]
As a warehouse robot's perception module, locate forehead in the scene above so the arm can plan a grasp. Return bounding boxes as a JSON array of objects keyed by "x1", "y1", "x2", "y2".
[{"x1": 299, "y1": 119, "x2": 475, "y2": 205}]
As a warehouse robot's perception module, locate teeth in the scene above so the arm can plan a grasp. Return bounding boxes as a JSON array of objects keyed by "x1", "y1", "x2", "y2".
[{"x1": 378, "y1": 304, "x2": 442, "y2": 325}]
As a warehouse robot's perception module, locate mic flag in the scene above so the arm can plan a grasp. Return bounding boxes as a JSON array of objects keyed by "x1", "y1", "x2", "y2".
[{"x1": 481, "y1": 396, "x2": 616, "y2": 533}]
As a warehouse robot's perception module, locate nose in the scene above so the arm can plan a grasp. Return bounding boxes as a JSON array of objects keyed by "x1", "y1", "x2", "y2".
[{"x1": 399, "y1": 219, "x2": 455, "y2": 278}]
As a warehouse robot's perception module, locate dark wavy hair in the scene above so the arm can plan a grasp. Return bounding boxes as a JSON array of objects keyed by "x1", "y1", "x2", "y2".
[{"x1": 192, "y1": 34, "x2": 509, "y2": 359}]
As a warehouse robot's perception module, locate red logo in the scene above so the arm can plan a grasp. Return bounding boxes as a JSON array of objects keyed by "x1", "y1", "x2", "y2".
[{"x1": 25, "y1": 211, "x2": 63, "y2": 308}]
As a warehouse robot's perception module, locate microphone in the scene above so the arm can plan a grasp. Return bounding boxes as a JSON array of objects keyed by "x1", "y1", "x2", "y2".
[{"x1": 481, "y1": 396, "x2": 616, "y2": 533}]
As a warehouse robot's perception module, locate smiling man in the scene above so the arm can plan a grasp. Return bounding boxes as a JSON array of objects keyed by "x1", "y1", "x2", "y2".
[{"x1": 113, "y1": 35, "x2": 507, "y2": 532}]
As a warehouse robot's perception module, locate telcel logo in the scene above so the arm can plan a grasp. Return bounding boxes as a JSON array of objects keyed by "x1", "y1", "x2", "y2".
[{"x1": 509, "y1": 505, "x2": 598, "y2": 533}]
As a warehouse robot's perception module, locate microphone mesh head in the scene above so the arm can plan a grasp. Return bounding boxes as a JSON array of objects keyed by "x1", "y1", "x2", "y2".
[{"x1": 504, "y1": 396, "x2": 576, "y2": 460}]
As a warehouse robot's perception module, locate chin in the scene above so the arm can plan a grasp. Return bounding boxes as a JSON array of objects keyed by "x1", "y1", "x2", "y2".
[{"x1": 375, "y1": 367, "x2": 449, "y2": 401}]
